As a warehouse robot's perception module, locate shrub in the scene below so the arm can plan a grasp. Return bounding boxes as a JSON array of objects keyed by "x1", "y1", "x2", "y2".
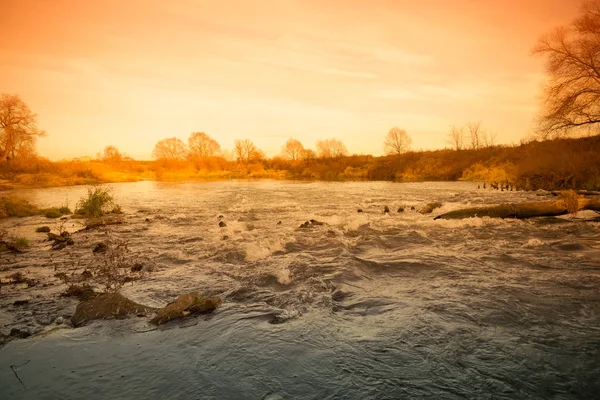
[
  {"x1": 560, "y1": 190, "x2": 580, "y2": 216},
  {"x1": 75, "y1": 186, "x2": 114, "y2": 217},
  {"x1": 13, "y1": 237, "x2": 29, "y2": 248},
  {"x1": 42, "y1": 208, "x2": 62, "y2": 218},
  {"x1": 59, "y1": 206, "x2": 72, "y2": 215},
  {"x1": 0, "y1": 196, "x2": 39, "y2": 218}
]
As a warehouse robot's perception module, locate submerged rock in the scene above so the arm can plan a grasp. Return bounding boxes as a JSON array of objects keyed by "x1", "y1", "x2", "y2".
[
  {"x1": 71, "y1": 292, "x2": 154, "y2": 327},
  {"x1": 397, "y1": 207, "x2": 405, "y2": 213},
  {"x1": 384, "y1": 206, "x2": 390, "y2": 214},
  {"x1": 419, "y1": 202, "x2": 443, "y2": 214},
  {"x1": 219, "y1": 221, "x2": 227, "y2": 228},
  {"x1": 299, "y1": 219, "x2": 325, "y2": 229},
  {"x1": 357, "y1": 209, "x2": 363, "y2": 213},
  {"x1": 93, "y1": 242, "x2": 108, "y2": 253},
  {"x1": 150, "y1": 292, "x2": 221, "y2": 325}
]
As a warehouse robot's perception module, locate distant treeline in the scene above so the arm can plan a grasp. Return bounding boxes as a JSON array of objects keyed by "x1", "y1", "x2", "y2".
[{"x1": 0, "y1": 135, "x2": 598, "y2": 191}]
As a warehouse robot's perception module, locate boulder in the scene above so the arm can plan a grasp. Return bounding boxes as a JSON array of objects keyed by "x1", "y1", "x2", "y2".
[
  {"x1": 93, "y1": 242, "x2": 108, "y2": 253},
  {"x1": 71, "y1": 292, "x2": 154, "y2": 327},
  {"x1": 419, "y1": 202, "x2": 443, "y2": 214},
  {"x1": 150, "y1": 292, "x2": 221, "y2": 325}
]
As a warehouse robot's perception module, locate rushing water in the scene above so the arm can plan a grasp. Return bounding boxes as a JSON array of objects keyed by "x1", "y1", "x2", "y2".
[{"x1": 1, "y1": 180, "x2": 599, "y2": 399}]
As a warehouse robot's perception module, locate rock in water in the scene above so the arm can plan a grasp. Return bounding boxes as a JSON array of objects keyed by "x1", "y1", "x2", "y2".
[
  {"x1": 397, "y1": 207, "x2": 404, "y2": 213},
  {"x1": 419, "y1": 202, "x2": 443, "y2": 214},
  {"x1": 357, "y1": 209, "x2": 363, "y2": 213},
  {"x1": 219, "y1": 221, "x2": 227, "y2": 228},
  {"x1": 383, "y1": 206, "x2": 390, "y2": 214},
  {"x1": 71, "y1": 293, "x2": 154, "y2": 327},
  {"x1": 93, "y1": 242, "x2": 108, "y2": 253},
  {"x1": 150, "y1": 292, "x2": 221, "y2": 325}
]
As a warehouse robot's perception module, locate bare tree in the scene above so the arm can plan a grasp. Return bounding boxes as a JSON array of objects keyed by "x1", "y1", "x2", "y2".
[
  {"x1": 481, "y1": 131, "x2": 498, "y2": 148},
  {"x1": 281, "y1": 138, "x2": 304, "y2": 161},
  {"x1": 533, "y1": 0, "x2": 600, "y2": 138},
  {"x1": 316, "y1": 138, "x2": 348, "y2": 158},
  {"x1": 0, "y1": 94, "x2": 45, "y2": 161},
  {"x1": 384, "y1": 127, "x2": 412, "y2": 155},
  {"x1": 152, "y1": 137, "x2": 188, "y2": 160},
  {"x1": 467, "y1": 121, "x2": 484, "y2": 150},
  {"x1": 188, "y1": 132, "x2": 221, "y2": 160},
  {"x1": 446, "y1": 125, "x2": 464, "y2": 150},
  {"x1": 102, "y1": 145, "x2": 123, "y2": 164},
  {"x1": 234, "y1": 139, "x2": 264, "y2": 163}
]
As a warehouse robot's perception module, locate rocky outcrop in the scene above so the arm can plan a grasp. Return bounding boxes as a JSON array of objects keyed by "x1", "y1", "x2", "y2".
[
  {"x1": 419, "y1": 202, "x2": 443, "y2": 214},
  {"x1": 71, "y1": 292, "x2": 154, "y2": 327},
  {"x1": 299, "y1": 219, "x2": 325, "y2": 229},
  {"x1": 149, "y1": 292, "x2": 221, "y2": 325}
]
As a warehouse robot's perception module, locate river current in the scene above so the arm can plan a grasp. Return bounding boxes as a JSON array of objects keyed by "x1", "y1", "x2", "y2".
[{"x1": 0, "y1": 180, "x2": 599, "y2": 399}]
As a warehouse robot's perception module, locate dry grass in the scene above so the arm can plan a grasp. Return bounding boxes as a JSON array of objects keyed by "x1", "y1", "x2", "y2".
[{"x1": 560, "y1": 190, "x2": 580, "y2": 216}]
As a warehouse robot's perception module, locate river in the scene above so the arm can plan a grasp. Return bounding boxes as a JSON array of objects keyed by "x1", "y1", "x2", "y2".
[{"x1": 1, "y1": 181, "x2": 599, "y2": 399}]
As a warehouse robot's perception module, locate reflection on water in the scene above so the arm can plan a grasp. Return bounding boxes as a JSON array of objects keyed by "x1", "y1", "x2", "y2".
[{"x1": 1, "y1": 181, "x2": 599, "y2": 399}]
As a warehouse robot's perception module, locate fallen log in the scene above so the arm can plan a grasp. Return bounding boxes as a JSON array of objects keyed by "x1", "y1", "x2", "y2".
[{"x1": 434, "y1": 198, "x2": 600, "y2": 220}]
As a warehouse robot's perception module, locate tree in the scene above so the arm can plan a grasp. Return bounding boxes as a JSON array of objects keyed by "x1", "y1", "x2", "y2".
[
  {"x1": 281, "y1": 138, "x2": 304, "y2": 161},
  {"x1": 101, "y1": 145, "x2": 123, "y2": 164},
  {"x1": 188, "y1": 132, "x2": 221, "y2": 160},
  {"x1": 384, "y1": 127, "x2": 412, "y2": 155},
  {"x1": 301, "y1": 148, "x2": 317, "y2": 165},
  {"x1": 152, "y1": 137, "x2": 188, "y2": 160},
  {"x1": 446, "y1": 125, "x2": 464, "y2": 150},
  {"x1": 234, "y1": 139, "x2": 264, "y2": 163},
  {"x1": 0, "y1": 94, "x2": 45, "y2": 161},
  {"x1": 316, "y1": 138, "x2": 348, "y2": 158},
  {"x1": 533, "y1": 0, "x2": 600, "y2": 138},
  {"x1": 467, "y1": 121, "x2": 483, "y2": 150}
]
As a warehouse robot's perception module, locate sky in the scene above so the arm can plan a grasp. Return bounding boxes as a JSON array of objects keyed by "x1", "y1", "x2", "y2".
[{"x1": 0, "y1": 0, "x2": 581, "y2": 160}]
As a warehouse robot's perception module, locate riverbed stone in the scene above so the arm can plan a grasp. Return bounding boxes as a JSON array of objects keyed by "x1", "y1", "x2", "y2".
[
  {"x1": 419, "y1": 202, "x2": 443, "y2": 214},
  {"x1": 71, "y1": 292, "x2": 154, "y2": 327},
  {"x1": 150, "y1": 292, "x2": 221, "y2": 325}
]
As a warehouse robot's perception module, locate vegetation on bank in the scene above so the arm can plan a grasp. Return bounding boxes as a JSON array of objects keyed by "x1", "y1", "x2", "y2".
[{"x1": 0, "y1": 134, "x2": 598, "y2": 191}]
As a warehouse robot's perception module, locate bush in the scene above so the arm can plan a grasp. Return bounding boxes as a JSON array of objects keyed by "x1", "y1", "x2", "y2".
[
  {"x1": 13, "y1": 237, "x2": 29, "y2": 248},
  {"x1": 41, "y1": 206, "x2": 71, "y2": 218},
  {"x1": 59, "y1": 206, "x2": 72, "y2": 215},
  {"x1": 42, "y1": 208, "x2": 62, "y2": 218},
  {"x1": 75, "y1": 186, "x2": 114, "y2": 217},
  {"x1": 0, "y1": 196, "x2": 39, "y2": 218}
]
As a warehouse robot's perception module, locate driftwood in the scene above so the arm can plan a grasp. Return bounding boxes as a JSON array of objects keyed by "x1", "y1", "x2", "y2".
[{"x1": 434, "y1": 198, "x2": 600, "y2": 220}]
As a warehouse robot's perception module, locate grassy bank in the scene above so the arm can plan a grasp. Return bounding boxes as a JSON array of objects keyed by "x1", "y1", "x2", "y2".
[{"x1": 1, "y1": 135, "x2": 598, "y2": 191}]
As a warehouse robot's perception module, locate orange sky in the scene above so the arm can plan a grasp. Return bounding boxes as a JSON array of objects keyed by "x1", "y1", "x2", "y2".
[{"x1": 0, "y1": 0, "x2": 580, "y2": 160}]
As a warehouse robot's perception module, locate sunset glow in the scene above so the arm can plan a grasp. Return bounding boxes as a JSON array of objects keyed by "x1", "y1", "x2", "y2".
[{"x1": 1, "y1": 0, "x2": 579, "y2": 160}]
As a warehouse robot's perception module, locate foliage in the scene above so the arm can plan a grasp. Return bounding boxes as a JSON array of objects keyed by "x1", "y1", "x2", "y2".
[
  {"x1": 152, "y1": 137, "x2": 188, "y2": 161},
  {"x1": 0, "y1": 196, "x2": 38, "y2": 218},
  {"x1": 75, "y1": 186, "x2": 114, "y2": 217},
  {"x1": 12, "y1": 237, "x2": 29, "y2": 248}
]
